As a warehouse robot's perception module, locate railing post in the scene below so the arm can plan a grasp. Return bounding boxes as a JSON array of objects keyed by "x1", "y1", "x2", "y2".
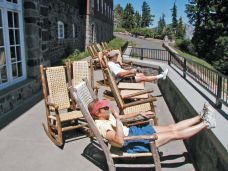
[
  {"x1": 168, "y1": 52, "x2": 171, "y2": 65},
  {"x1": 140, "y1": 48, "x2": 143, "y2": 60},
  {"x1": 216, "y1": 75, "x2": 222, "y2": 109},
  {"x1": 183, "y1": 58, "x2": 187, "y2": 79}
]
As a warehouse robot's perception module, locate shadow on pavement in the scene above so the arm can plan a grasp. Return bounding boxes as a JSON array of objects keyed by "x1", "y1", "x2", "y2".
[{"x1": 82, "y1": 142, "x2": 192, "y2": 171}]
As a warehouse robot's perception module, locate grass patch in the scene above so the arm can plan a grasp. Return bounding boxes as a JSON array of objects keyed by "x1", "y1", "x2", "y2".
[
  {"x1": 175, "y1": 49, "x2": 215, "y2": 70},
  {"x1": 62, "y1": 37, "x2": 134, "y2": 63},
  {"x1": 62, "y1": 49, "x2": 89, "y2": 63}
]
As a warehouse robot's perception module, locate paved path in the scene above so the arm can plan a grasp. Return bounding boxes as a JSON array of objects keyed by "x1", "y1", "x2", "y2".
[
  {"x1": 114, "y1": 32, "x2": 165, "y2": 50},
  {"x1": 0, "y1": 36, "x2": 205, "y2": 171}
]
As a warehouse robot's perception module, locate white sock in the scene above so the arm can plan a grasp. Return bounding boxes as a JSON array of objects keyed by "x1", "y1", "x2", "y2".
[{"x1": 156, "y1": 73, "x2": 164, "y2": 79}]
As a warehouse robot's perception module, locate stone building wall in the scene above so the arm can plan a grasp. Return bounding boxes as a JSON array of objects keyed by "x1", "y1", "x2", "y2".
[
  {"x1": 1, "y1": 0, "x2": 113, "y2": 121},
  {"x1": 24, "y1": 0, "x2": 86, "y2": 77},
  {"x1": 85, "y1": 0, "x2": 113, "y2": 47}
]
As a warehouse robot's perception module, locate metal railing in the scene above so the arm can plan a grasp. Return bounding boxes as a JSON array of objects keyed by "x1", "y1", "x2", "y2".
[
  {"x1": 130, "y1": 47, "x2": 169, "y2": 61},
  {"x1": 169, "y1": 51, "x2": 228, "y2": 107},
  {"x1": 123, "y1": 46, "x2": 228, "y2": 108},
  {"x1": 121, "y1": 41, "x2": 129, "y2": 53}
]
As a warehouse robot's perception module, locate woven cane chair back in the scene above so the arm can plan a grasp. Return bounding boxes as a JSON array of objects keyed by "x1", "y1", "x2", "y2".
[
  {"x1": 72, "y1": 61, "x2": 91, "y2": 87},
  {"x1": 46, "y1": 66, "x2": 70, "y2": 110},
  {"x1": 104, "y1": 42, "x2": 109, "y2": 49},
  {"x1": 98, "y1": 52, "x2": 107, "y2": 68},
  {"x1": 87, "y1": 46, "x2": 97, "y2": 59},
  {"x1": 96, "y1": 43, "x2": 103, "y2": 52}
]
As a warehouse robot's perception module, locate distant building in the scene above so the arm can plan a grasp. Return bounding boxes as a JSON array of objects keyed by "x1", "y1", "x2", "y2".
[{"x1": 0, "y1": 0, "x2": 113, "y2": 115}]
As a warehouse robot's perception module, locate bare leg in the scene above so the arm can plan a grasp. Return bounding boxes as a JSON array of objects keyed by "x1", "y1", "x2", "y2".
[
  {"x1": 154, "y1": 116, "x2": 202, "y2": 133},
  {"x1": 155, "y1": 122, "x2": 207, "y2": 147},
  {"x1": 135, "y1": 75, "x2": 158, "y2": 82}
]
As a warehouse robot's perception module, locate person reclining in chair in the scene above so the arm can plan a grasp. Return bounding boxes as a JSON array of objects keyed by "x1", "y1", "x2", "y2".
[
  {"x1": 88, "y1": 99, "x2": 216, "y2": 153},
  {"x1": 107, "y1": 50, "x2": 169, "y2": 83}
]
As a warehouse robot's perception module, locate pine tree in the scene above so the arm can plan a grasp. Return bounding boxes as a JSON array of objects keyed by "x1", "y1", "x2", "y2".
[
  {"x1": 122, "y1": 3, "x2": 135, "y2": 30},
  {"x1": 114, "y1": 4, "x2": 123, "y2": 28},
  {"x1": 176, "y1": 17, "x2": 185, "y2": 39},
  {"x1": 134, "y1": 11, "x2": 141, "y2": 28},
  {"x1": 141, "y1": 1, "x2": 154, "y2": 27},
  {"x1": 171, "y1": 2, "x2": 178, "y2": 32},
  {"x1": 186, "y1": 0, "x2": 228, "y2": 74},
  {"x1": 157, "y1": 13, "x2": 166, "y2": 36}
]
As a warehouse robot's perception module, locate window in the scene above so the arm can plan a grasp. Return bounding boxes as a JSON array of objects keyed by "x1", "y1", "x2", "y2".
[
  {"x1": 91, "y1": 24, "x2": 95, "y2": 43},
  {"x1": 0, "y1": 10, "x2": 7, "y2": 84},
  {"x1": 72, "y1": 23, "x2": 78, "y2": 38},
  {"x1": 0, "y1": 0, "x2": 26, "y2": 89},
  {"x1": 101, "y1": 0, "x2": 103, "y2": 13},
  {"x1": 91, "y1": 0, "x2": 94, "y2": 9},
  {"x1": 109, "y1": 7, "x2": 112, "y2": 18},
  {"x1": 97, "y1": 0, "x2": 99, "y2": 11},
  {"x1": 6, "y1": 0, "x2": 17, "y2": 3},
  {"x1": 104, "y1": 2, "x2": 106, "y2": 15},
  {"x1": 58, "y1": 21, "x2": 64, "y2": 39}
]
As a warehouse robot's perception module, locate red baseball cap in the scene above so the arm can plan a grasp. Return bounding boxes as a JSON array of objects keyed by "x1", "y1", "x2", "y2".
[{"x1": 91, "y1": 100, "x2": 109, "y2": 115}]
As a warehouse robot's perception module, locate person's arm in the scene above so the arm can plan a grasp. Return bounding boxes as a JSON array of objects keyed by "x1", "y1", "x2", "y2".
[
  {"x1": 119, "y1": 111, "x2": 155, "y2": 120},
  {"x1": 117, "y1": 69, "x2": 136, "y2": 78},
  {"x1": 105, "y1": 110, "x2": 125, "y2": 146}
]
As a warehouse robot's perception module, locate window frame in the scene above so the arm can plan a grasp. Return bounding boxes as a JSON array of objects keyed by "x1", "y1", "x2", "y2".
[
  {"x1": 57, "y1": 21, "x2": 64, "y2": 39},
  {"x1": 0, "y1": 0, "x2": 26, "y2": 90}
]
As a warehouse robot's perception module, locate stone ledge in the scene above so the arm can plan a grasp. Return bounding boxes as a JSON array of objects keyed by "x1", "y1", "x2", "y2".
[
  {"x1": 158, "y1": 77, "x2": 228, "y2": 171},
  {"x1": 124, "y1": 57, "x2": 228, "y2": 171}
]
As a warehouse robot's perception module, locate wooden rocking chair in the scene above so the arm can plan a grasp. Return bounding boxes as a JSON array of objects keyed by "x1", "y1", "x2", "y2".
[
  {"x1": 70, "y1": 83, "x2": 162, "y2": 171},
  {"x1": 97, "y1": 51, "x2": 138, "y2": 87},
  {"x1": 40, "y1": 65, "x2": 87, "y2": 146},
  {"x1": 104, "y1": 68, "x2": 158, "y2": 125},
  {"x1": 87, "y1": 45, "x2": 100, "y2": 70},
  {"x1": 67, "y1": 60, "x2": 99, "y2": 95}
]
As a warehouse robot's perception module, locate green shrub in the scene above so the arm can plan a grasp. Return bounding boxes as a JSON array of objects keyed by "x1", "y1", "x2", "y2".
[
  {"x1": 130, "y1": 28, "x2": 155, "y2": 38},
  {"x1": 108, "y1": 37, "x2": 126, "y2": 49},
  {"x1": 62, "y1": 49, "x2": 89, "y2": 63},
  {"x1": 175, "y1": 39, "x2": 196, "y2": 55},
  {"x1": 114, "y1": 27, "x2": 126, "y2": 32}
]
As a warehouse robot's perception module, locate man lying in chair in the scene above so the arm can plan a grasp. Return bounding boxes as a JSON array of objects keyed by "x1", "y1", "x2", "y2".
[
  {"x1": 88, "y1": 99, "x2": 216, "y2": 153},
  {"x1": 107, "y1": 50, "x2": 169, "y2": 83}
]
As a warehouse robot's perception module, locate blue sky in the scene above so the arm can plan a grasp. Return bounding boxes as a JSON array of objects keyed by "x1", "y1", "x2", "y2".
[{"x1": 114, "y1": 0, "x2": 189, "y2": 27}]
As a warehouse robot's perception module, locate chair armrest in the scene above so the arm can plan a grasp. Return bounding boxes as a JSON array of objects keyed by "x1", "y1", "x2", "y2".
[
  {"x1": 93, "y1": 84, "x2": 100, "y2": 90},
  {"x1": 47, "y1": 102, "x2": 59, "y2": 110},
  {"x1": 123, "y1": 97, "x2": 157, "y2": 108},
  {"x1": 124, "y1": 120, "x2": 149, "y2": 127},
  {"x1": 124, "y1": 134, "x2": 158, "y2": 141},
  {"x1": 122, "y1": 89, "x2": 153, "y2": 99},
  {"x1": 122, "y1": 73, "x2": 135, "y2": 78}
]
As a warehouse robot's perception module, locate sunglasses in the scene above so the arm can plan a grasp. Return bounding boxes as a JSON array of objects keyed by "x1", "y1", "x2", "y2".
[{"x1": 99, "y1": 106, "x2": 109, "y2": 111}]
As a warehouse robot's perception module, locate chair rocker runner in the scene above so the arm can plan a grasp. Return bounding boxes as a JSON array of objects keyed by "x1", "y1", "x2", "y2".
[
  {"x1": 40, "y1": 65, "x2": 87, "y2": 146},
  {"x1": 70, "y1": 84, "x2": 162, "y2": 171}
]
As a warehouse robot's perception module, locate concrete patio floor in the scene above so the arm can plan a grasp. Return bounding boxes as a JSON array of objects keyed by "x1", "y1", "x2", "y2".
[{"x1": 0, "y1": 66, "x2": 196, "y2": 171}]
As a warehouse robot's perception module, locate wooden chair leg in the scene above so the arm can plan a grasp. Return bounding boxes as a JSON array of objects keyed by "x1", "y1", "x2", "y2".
[
  {"x1": 150, "y1": 141, "x2": 161, "y2": 171},
  {"x1": 56, "y1": 121, "x2": 63, "y2": 146}
]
